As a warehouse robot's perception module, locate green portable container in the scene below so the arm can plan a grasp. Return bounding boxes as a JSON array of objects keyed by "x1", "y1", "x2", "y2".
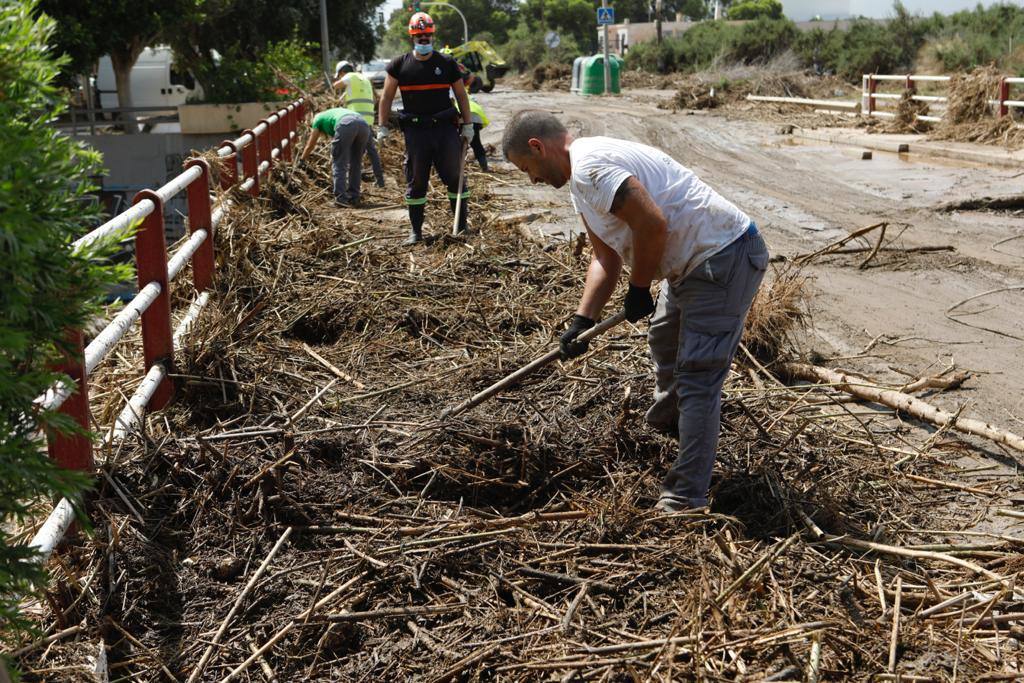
[{"x1": 580, "y1": 54, "x2": 622, "y2": 95}]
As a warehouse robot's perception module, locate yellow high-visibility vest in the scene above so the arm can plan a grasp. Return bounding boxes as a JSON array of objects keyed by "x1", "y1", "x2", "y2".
[
  {"x1": 343, "y1": 73, "x2": 375, "y2": 124},
  {"x1": 469, "y1": 99, "x2": 489, "y2": 127}
]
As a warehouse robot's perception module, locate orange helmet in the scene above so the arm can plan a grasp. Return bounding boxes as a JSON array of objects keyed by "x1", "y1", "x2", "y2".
[{"x1": 408, "y1": 12, "x2": 435, "y2": 35}]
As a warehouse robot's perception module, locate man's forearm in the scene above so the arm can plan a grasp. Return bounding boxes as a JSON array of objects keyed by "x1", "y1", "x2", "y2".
[
  {"x1": 576, "y1": 256, "x2": 620, "y2": 320},
  {"x1": 627, "y1": 220, "x2": 667, "y2": 287}
]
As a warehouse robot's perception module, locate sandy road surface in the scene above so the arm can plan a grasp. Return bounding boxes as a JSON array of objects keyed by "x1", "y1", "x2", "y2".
[{"x1": 476, "y1": 88, "x2": 1024, "y2": 454}]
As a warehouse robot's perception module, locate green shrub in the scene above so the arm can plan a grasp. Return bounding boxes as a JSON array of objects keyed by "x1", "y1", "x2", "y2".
[
  {"x1": 727, "y1": 0, "x2": 783, "y2": 21},
  {"x1": 501, "y1": 20, "x2": 581, "y2": 71},
  {"x1": 1, "y1": 0, "x2": 127, "y2": 658},
  {"x1": 728, "y1": 17, "x2": 797, "y2": 64},
  {"x1": 193, "y1": 37, "x2": 319, "y2": 103}
]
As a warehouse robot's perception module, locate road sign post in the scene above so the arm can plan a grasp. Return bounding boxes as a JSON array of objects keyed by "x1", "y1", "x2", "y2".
[{"x1": 597, "y1": 4, "x2": 614, "y2": 94}]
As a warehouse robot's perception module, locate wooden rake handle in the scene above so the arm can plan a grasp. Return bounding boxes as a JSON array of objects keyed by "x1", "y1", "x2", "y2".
[{"x1": 440, "y1": 312, "x2": 628, "y2": 419}]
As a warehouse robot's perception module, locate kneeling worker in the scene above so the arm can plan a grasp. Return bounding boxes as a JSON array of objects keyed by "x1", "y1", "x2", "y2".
[
  {"x1": 377, "y1": 11, "x2": 474, "y2": 244},
  {"x1": 299, "y1": 106, "x2": 371, "y2": 207},
  {"x1": 501, "y1": 110, "x2": 769, "y2": 512}
]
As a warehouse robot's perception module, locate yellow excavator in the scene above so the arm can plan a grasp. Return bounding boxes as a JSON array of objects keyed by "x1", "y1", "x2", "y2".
[{"x1": 442, "y1": 41, "x2": 509, "y2": 93}]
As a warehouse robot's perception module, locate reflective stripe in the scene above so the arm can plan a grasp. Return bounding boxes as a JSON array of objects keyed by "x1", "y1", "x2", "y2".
[
  {"x1": 347, "y1": 98, "x2": 374, "y2": 104},
  {"x1": 400, "y1": 83, "x2": 451, "y2": 92},
  {"x1": 446, "y1": 190, "x2": 471, "y2": 199},
  {"x1": 405, "y1": 196, "x2": 428, "y2": 205}
]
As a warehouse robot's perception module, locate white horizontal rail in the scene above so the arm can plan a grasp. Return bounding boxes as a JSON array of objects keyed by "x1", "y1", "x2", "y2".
[
  {"x1": 870, "y1": 93, "x2": 903, "y2": 101},
  {"x1": 1004, "y1": 99, "x2": 1024, "y2": 107},
  {"x1": 72, "y1": 200, "x2": 154, "y2": 253},
  {"x1": 85, "y1": 282, "x2": 161, "y2": 375},
  {"x1": 911, "y1": 95, "x2": 946, "y2": 103},
  {"x1": 910, "y1": 75, "x2": 950, "y2": 83},
  {"x1": 167, "y1": 229, "x2": 208, "y2": 281},
  {"x1": 156, "y1": 165, "x2": 203, "y2": 205},
  {"x1": 28, "y1": 498, "x2": 76, "y2": 563},
  {"x1": 109, "y1": 291, "x2": 210, "y2": 443},
  {"x1": 1006, "y1": 78, "x2": 1024, "y2": 85},
  {"x1": 746, "y1": 94, "x2": 858, "y2": 109}
]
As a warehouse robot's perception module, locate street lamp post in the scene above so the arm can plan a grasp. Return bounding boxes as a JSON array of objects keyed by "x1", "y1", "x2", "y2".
[
  {"x1": 319, "y1": 0, "x2": 331, "y2": 77},
  {"x1": 422, "y1": 1, "x2": 468, "y2": 45}
]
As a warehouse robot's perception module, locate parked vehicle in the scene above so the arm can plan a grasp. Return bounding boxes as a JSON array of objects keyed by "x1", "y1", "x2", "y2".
[
  {"x1": 96, "y1": 46, "x2": 203, "y2": 112},
  {"x1": 360, "y1": 59, "x2": 390, "y2": 89}
]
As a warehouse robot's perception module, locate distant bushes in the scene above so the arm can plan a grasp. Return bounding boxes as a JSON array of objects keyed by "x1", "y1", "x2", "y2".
[
  {"x1": 625, "y1": 18, "x2": 795, "y2": 73},
  {"x1": 626, "y1": 2, "x2": 1024, "y2": 81}
]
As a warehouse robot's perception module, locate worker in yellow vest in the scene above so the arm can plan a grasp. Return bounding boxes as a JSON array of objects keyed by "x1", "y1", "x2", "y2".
[
  {"x1": 334, "y1": 61, "x2": 384, "y2": 187},
  {"x1": 455, "y1": 71, "x2": 490, "y2": 171}
]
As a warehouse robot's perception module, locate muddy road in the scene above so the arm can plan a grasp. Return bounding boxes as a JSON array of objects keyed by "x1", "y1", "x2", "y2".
[{"x1": 478, "y1": 88, "x2": 1024, "y2": 441}]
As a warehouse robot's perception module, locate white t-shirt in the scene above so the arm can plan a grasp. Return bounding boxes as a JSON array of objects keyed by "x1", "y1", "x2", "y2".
[{"x1": 568, "y1": 136, "x2": 751, "y2": 282}]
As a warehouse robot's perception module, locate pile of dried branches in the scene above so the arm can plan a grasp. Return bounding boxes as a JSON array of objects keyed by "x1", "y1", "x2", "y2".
[
  {"x1": 11, "y1": 153, "x2": 1024, "y2": 681},
  {"x1": 930, "y1": 66, "x2": 1024, "y2": 148}
]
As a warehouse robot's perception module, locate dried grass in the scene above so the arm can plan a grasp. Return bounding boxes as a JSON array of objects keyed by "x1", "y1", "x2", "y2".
[{"x1": 11, "y1": 120, "x2": 1024, "y2": 681}]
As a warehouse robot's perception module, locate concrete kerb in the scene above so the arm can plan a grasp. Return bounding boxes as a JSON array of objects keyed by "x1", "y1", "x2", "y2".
[{"x1": 793, "y1": 127, "x2": 1024, "y2": 169}]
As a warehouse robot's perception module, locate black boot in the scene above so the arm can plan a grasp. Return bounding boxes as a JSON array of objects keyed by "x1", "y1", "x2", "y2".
[
  {"x1": 404, "y1": 204, "x2": 425, "y2": 244},
  {"x1": 449, "y1": 197, "x2": 468, "y2": 234}
]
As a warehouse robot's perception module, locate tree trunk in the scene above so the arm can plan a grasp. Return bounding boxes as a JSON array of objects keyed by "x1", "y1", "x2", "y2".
[{"x1": 110, "y1": 46, "x2": 142, "y2": 134}]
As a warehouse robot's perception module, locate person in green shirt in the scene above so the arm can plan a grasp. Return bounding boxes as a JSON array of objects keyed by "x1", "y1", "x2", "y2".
[{"x1": 299, "y1": 106, "x2": 371, "y2": 207}]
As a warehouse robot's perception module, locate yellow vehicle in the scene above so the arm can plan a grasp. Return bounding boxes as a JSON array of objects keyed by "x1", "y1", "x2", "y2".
[{"x1": 443, "y1": 41, "x2": 509, "y2": 93}]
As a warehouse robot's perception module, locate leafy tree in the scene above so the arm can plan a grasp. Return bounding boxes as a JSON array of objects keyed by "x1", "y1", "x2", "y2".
[
  {"x1": 726, "y1": 0, "x2": 783, "y2": 20},
  {"x1": 173, "y1": 0, "x2": 384, "y2": 89},
  {"x1": 380, "y1": 0, "x2": 518, "y2": 59},
  {"x1": 39, "y1": 0, "x2": 195, "y2": 132},
  {"x1": 1, "y1": 0, "x2": 127, "y2": 661}
]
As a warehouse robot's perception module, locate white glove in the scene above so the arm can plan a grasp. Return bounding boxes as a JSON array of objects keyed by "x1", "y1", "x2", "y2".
[
  {"x1": 461, "y1": 123, "x2": 474, "y2": 143},
  {"x1": 376, "y1": 126, "x2": 390, "y2": 143}
]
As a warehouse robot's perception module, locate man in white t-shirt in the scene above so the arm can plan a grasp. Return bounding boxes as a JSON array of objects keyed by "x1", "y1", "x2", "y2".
[{"x1": 502, "y1": 110, "x2": 769, "y2": 512}]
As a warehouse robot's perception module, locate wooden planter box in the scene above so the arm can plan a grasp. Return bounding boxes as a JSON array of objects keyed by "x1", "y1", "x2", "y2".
[{"x1": 178, "y1": 102, "x2": 287, "y2": 134}]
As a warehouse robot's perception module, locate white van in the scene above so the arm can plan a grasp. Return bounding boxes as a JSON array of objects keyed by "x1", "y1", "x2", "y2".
[{"x1": 96, "y1": 46, "x2": 203, "y2": 112}]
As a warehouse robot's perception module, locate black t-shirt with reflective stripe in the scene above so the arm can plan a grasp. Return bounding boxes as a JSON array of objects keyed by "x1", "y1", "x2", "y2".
[{"x1": 386, "y1": 51, "x2": 460, "y2": 115}]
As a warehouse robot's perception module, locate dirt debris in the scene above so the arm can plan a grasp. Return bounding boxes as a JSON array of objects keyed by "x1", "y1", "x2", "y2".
[{"x1": 11, "y1": 118, "x2": 1024, "y2": 681}]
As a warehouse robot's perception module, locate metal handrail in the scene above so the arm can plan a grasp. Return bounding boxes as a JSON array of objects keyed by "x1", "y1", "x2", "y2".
[
  {"x1": 28, "y1": 97, "x2": 307, "y2": 561},
  {"x1": 862, "y1": 72, "x2": 1024, "y2": 120}
]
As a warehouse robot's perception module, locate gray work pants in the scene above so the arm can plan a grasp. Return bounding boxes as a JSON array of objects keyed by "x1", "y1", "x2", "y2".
[
  {"x1": 645, "y1": 225, "x2": 769, "y2": 507},
  {"x1": 331, "y1": 116, "x2": 370, "y2": 204},
  {"x1": 364, "y1": 135, "x2": 384, "y2": 184}
]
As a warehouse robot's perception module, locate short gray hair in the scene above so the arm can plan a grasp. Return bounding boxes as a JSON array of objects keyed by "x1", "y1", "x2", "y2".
[{"x1": 501, "y1": 110, "x2": 567, "y2": 159}]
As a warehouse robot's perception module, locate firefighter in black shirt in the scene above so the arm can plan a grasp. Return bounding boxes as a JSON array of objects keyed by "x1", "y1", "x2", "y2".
[{"x1": 377, "y1": 11, "x2": 474, "y2": 244}]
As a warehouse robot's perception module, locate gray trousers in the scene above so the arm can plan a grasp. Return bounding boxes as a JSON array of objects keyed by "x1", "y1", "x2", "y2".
[
  {"x1": 645, "y1": 225, "x2": 769, "y2": 507},
  {"x1": 364, "y1": 135, "x2": 384, "y2": 184},
  {"x1": 331, "y1": 116, "x2": 370, "y2": 204}
]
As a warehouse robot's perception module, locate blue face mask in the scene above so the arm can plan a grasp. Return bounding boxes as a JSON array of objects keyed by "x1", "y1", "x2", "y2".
[{"x1": 413, "y1": 41, "x2": 433, "y2": 56}]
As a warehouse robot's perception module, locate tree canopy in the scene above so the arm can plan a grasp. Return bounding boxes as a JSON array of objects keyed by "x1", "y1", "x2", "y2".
[{"x1": 726, "y1": 0, "x2": 783, "y2": 20}]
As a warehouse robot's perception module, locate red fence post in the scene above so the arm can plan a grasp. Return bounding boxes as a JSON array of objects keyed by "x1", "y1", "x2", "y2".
[
  {"x1": 240, "y1": 129, "x2": 259, "y2": 197},
  {"x1": 1000, "y1": 77, "x2": 1010, "y2": 118},
  {"x1": 218, "y1": 140, "x2": 239, "y2": 190},
  {"x1": 46, "y1": 329, "x2": 93, "y2": 472},
  {"x1": 185, "y1": 159, "x2": 215, "y2": 293},
  {"x1": 867, "y1": 75, "x2": 877, "y2": 116},
  {"x1": 131, "y1": 190, "x2": 174, "y2": 411},
  {"x1": 257, "y1": 119, "x2": 272, "y2": 174}
]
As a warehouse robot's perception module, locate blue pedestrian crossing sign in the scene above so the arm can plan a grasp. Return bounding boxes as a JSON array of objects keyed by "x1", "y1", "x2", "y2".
[{"x1": 597, "y1": 7, "x2": 615, "y2": 24}]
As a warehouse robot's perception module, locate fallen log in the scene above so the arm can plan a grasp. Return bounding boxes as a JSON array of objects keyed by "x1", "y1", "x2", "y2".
[{"x1": 781, "y1": 362, "x2": 1024, "y2": 453}]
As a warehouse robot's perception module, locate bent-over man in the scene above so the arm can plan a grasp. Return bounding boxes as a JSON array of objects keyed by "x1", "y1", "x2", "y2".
[
  {"x1": 501, "y1": 110, "x2": 769, "y2": 512},
  {"x1": 299, "y1": 106, "x2": 371, "y2": 207}
]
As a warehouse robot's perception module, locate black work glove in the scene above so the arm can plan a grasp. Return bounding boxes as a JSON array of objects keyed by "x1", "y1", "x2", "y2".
[
  {"x1": 623, "y1": 283, "x2": 655, "y2": 323},
  {"x1": 559, "y1": 314, "x2": 595, "y2": 360}
]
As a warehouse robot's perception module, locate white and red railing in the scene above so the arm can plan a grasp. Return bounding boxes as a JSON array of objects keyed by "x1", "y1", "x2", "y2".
[
  {"x1": 28, "y1": 98, "x2": 308, "y2": 560},
  {"x1": 862, "y1": 73, "x2": 1024, "y2": 122}
]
